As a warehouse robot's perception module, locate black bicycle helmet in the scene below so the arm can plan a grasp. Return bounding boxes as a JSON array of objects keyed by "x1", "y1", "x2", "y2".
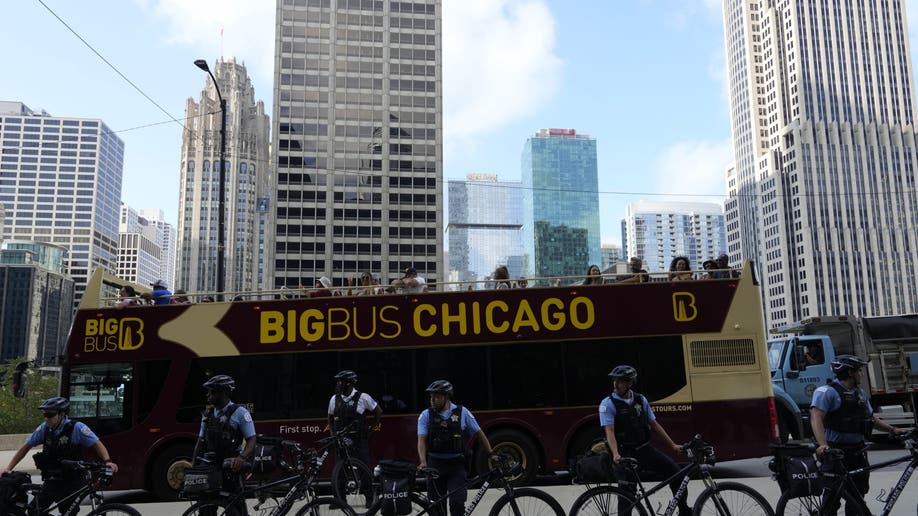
[
  {"x1": 831, "y1": 355, "x2": 867, "y2": 376},
  {"x1": 334, "y1": 370, "x2": 358, "y2": 383},
  {"x1": 202, "y1": 374, "x2": 236, "y2": 392},
  {"x1": 425, "y1": 380, "x2": 454, "y2": 397},
  {"x1": 38, "y1": 397, "x2": 70, "y2": 412},
  {"x1": 608, "y1": 365, "x2": 638, "y2": 382}
]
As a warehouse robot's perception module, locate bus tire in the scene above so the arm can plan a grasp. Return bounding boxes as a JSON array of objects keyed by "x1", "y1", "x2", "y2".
[
  {"x1": 479, "y1": 429, "x2": 539, "y2": 485},
  {"x1": 776, "y1": 408, "x2": 800, "y2": 443},
  {"x1": 150, "y1": 442, "x2": 195, "y2": 501}
]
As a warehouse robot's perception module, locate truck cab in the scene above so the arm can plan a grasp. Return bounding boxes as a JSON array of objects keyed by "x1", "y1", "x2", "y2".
[{"x1": 768, "y1": 335, "x2": 835, "y2": 440}]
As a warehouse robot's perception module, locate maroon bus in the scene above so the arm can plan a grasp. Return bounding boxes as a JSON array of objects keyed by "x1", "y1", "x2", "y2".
[{"x1": 62, "y1": 262, "x2": 776, "y2": 500}]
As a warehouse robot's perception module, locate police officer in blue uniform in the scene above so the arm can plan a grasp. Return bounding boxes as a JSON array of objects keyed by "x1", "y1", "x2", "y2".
[
  {"x1": 417, "y1": 380, "x2": 494, "y2": 516},
  {"x1": 810, "y1": 355, "x2": 906, "y2": 514},
  {"x1": 1, "y1": 397, "x2": 118, "y2": 513},
  {"x1": 192, "y1": 375, "x2": 257, "y2": 492},
  {"x1": 601, "y1": 365, "x2": 690, "y2": 516}
]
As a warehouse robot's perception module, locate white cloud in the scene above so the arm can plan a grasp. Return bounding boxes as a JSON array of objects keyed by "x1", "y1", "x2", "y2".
[
  {"x1": 134, "y1": 0, "x2": 275, "y2": 85},
  {"x1": 443, "y1": 0, "x2": 562, "y2": 142},
  {"x1": 653, "y1": 138, "x2": 733, "y2": 203}
]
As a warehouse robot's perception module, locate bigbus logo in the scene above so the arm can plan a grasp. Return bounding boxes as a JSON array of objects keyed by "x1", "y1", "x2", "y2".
[
  {"x1": 672, "y1": 293, "x2": 698, "y2": 322},
  {"x1": 83, "y1": 318, "x2": 145, "y2": 352}
]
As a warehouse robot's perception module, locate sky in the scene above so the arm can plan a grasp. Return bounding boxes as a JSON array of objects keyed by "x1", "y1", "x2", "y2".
[{"x1": 5, "y1": 0, "x2": 918, "y2": 247}]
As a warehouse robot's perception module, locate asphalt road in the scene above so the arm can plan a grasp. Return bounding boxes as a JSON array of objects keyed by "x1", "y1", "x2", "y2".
[{"x1": 27, "y1": 446, "x2": 918, "y2": 514}]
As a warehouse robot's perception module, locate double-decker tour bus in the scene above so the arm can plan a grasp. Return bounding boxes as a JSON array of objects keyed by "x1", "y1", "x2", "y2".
[{"x1": 62, "y1": 261, "x2": 776, "y2": 500}]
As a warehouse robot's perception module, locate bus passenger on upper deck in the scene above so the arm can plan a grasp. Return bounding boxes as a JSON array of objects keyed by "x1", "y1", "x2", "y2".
[
  {"x1": 669, "y1": 256, "x2": 693, "y2": 281},
  {"x1": 493, "y1": 265, "x2": 512, "y2": 289},
  {"x1": 328, "y1": 370, "x2": 382, "y2": 467},
  {"x1": 402, "y1": 267, "x2": 427, "y2": 293},
  {"x1": 149, "y1": 279, "x2": 172, "y2": 304},
  {"x1": 582, "y1": 264, "x2": 604, "y2": 285},
  {"x1": 617, "y1": 257, "x2": 649, "y2": 284},
  {"x1": 711, "y1": 254, "x2": 738, "y2": 279},
  {"x1": 601, "y1": 365, "x2": 690, "y2": 516},
  {"x1": 418, "y1": 380, "x2": 495, "y2": 516},
  {"x1": 115, "y1": 285, "x2": 140, "y2": 308}
]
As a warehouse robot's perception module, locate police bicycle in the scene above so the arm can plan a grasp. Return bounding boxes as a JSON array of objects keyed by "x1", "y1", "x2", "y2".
[
  {"x1": 569, "y1": 435, "x2": 774, "y2": 516},
  {"x1": 775, "y1": 428, "x2": 918, "y2": 516},
  {"x1": 324, "y1": 423, "x2": 378, "y2": 511},
  {"x1": 182, "y1": 439, "x2": 352, "y2": 516},
  {"x1": 304, "y1": 452, "x2": 565, "y2": 516},
  {"x1": 5, "y1": 460, "x2": 139, "y2": 516}
]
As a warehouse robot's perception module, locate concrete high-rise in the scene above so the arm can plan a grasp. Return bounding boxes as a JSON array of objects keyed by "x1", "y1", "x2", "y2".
[
  {"x1": 624, "y1": 200, "x2": 726, "y2": 273},
  {"x1": 177, "y1": 59, "x2": 270, "y2": 295},
  {"x1": 269, "y1": 0, "x2": 443, "y2": 289},
  {"x1": 522, "y1": 128, "x2": 600, "y2": 281},
  {"x1": 139, "y1": 208, "x2": 177, "y2": 289},
  {"x1": 447, "y1": 174, "x2": 524, "y2": 287},
  {"x1": 118, "y1": 204, "x2": 167, "y2": 288},
  {"x1": 0, "y1": 101, "x2": 123, "y2": 304},
  {"x1": 723, "y1": 0, "x2": 918, "y2": 326}
]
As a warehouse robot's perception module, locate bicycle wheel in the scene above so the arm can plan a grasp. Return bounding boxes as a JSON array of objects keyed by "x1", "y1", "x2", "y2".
[
  {"x1": 488, "y1": 487, "x2": 566, "y2": 516},
  {"x1": 692, "y1": 481, "x2": 774, "y2": 516},
  {"x1": 182, "y1": 499, "x2": 247, "y2": 516},
  {"x1": 294, "y1": 496, "x2": 358, "y2": 516},
  {"x1": 774, "y1": 490, "x2": 867, "y2": 516},
  {"x1": 568, "y1": 484, "x2": 650, "y2": 516},
  {"x1": 86, "y1": 502, "x2": 143, "y2": 515},
  {"x1": 331, "y1": 458, "x2": 377, "y2": 510}
]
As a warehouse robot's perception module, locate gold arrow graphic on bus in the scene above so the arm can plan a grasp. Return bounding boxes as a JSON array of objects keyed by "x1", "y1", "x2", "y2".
[{"x1": 159, "y1": 304, "x2": 239, "y2": 356}]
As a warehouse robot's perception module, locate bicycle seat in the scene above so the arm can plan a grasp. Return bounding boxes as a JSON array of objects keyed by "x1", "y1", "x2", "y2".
[{"x1": 618, "y1": 457, "x2": 639, "y2": 470}]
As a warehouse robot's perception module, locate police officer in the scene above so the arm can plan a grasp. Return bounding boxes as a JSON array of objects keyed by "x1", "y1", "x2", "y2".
[
  {"x1": 601, "y1": 365, "x2": 690, "y2": 516},
  {"x1": 192, "y1": 375, "x2": 256, "y2": 489},
  {"x1": 1, "y1": 397, "x2": 118, "y2": 513},
  {"x1": 327, "y1": 370, "x2": 382, "y2": 466},
  {"x1": 417, "y1": 380, "x2": 494, "y2": 516},
  {"x1": 810, "y1": 355, "x2": 907, "y2": 513}
]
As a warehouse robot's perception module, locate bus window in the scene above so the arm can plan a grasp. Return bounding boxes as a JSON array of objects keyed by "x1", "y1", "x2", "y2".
[
  {"x1": 68, "y1": 362, "x2": 133, "y2": 436},
  {"x1": 490, "y1": 343, "x2": 564, "y2": 408},
  {"x1": 338, "y1": 349, "x2": 417, "y2": 415},
  {"x1": 137, "y1": 361, "x2": 170, "y2": 423},
  {"x1": 417, "y1": 347, "x2": 488, "y2": 409}
]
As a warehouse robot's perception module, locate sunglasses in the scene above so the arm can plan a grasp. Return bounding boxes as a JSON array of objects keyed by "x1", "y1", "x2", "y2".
[
  {"x1": 361, "y1": 275, "x2": 371, "y2": 280},
  {"x1": 43, "y1": 412, "x2": 59, "y2": 418}
]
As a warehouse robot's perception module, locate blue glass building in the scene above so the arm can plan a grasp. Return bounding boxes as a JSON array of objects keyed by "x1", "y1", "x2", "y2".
[{"x1": 522, "y1": 128, "x2": 600, "y2": 282}]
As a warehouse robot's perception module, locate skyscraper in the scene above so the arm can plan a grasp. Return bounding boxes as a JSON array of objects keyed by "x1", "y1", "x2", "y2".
[
  {"x1": 447, "y1": 174, "x2": 523, "y2": 287},
  {"x1": 118, "y1": 203, "x2": 166, "y2": 288},
  {"x1": 624, "y1": 200, "x2": 726, "y2": 273},
  {"x1": 0, "y1": 101, "x2": 124, "y2": 304},
  {"x1": 522, "y1": 128, "x2": 600, "y2": 281},
  {"x1": 269, "y1": 0, "x2": 442, "y2": 290},
  {"x1": 724, "y1": 0, "x2": 918, "y2": 326},
  {"x1": 139, "y1": 208, "x2": 177, "y2": 289},
  {"x1": 177, "y1": 59, "x2": 270, "y2": 295}
]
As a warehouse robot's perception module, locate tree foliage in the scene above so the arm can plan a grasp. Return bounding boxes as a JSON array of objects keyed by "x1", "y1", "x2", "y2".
[{"x1": 0, "y1": 358, "x2": 61, "y2": 434}]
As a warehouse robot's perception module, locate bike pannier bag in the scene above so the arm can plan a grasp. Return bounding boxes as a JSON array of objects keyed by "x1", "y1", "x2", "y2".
[
  {"x1": 378, "y1": 460, "x2": 415, "y2": 516},
  {"x1": 182, "y1": 465, "x2": 223, "y2": 494},
  {"x1": 252, "y1": 435, "x2": 283, "y2": 476},
  {"x1": 0, "y1": 471, "x2": 31, "y2": 512},
  {"x1": 769, "y1": 444, "x2": 822, "y2": 497},
  {"x1": 573, "y1": 452, "x2": 614, "y2": 483}
]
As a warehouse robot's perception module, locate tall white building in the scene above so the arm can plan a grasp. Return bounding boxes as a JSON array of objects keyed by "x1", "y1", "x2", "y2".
[
  {"x1": 177, "y1": 59, "x2": 270, "y2": 295},
  {"x1": 724, "y1": 0, "x2": 918, "y2": 326},
  {"x1": 118, "y1": 204, "x2": 169, "y2": 288},
  {"x1": 624, "y1": 200, "x2": 726, "y2": 273},
  {"x1": 269, "y1": 0, "x2": 443, "y2": 289},
  {"x1": 139, "y1": 208, "x2": 176, "y2": 289},
  {"x1": 601, "y1": 243, "x2": 623, "y2": 271},
  {"x1": 0, "y1": 101, "x2": 124, "y2": 304}
]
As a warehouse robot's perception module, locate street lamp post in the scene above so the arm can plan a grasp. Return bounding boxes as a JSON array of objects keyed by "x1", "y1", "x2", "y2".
[{"x1": 194, "y1": 59, "x2": 227, "y2": 300}]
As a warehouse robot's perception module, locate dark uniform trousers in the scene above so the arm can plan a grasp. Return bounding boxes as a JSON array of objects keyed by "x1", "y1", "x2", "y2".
[
  {"x1": 820, "y1": 443, "x2": 869, "y2": 516},
  {"x1": 428, "y1": 456, "x2": 467, "y2": 516},
  {"x1": 617, "y1": 445, "x2": 691, "y2": 516},
  {"x1": 37, "y1": 477, "x2": 83, "y2": 515}
]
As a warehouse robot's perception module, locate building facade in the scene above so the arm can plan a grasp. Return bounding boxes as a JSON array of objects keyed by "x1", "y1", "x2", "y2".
[
  {"x1": 177, "y1": 59, "x2": 270, "y2": 295},
  {"x1": 118, "y1": 204, "x2": 165, "y2": 288},
  {"x1": 522, "y1": 128, "x2": 600, "y2": 282},
  {"x1": 269, "y1": 0, "x2": 443, "y2": 289},
  {"x1": 0, "y1": 242, "x2": 74, "y2": 366},
  {"x1": 724, "y1": 0, "x2": 918, "y2": 326},
  {"x1": 447, "y1": 174, "x2": 523, "y2": 287},
  {"x1": 0, "y1": 101, "x2": 123, "y2": 304},
  {"x1": 601, "y1": 243, "x2": 623, "y2": 272},
  {"x1": 139, "y1": 208, "x2": 177, "y2": 289},
  {"x1": 624, "y1": 200, "x2": 726, "y2": 273}
]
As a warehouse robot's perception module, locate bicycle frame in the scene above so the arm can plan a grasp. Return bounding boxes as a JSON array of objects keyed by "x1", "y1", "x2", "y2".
[
  {"x1": 411, "y1": 462, "x2": 517, "y2": 516},
  {"x1": 23, "y1": 480, "x2": 99, "y2": 516},
  {"x1": 821, "y1": 451, "x2": 918, "y2": 516},
  {"x1": 620, "y1": 459, "x2": 698, "y2": 516}
]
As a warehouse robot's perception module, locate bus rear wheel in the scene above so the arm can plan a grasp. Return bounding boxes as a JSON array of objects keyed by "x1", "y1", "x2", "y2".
[
  {"x1": 479, "y1": 429, "x2": 539, "y2": 485},
  {"x1": 150, "y1": 442, "x2": 195, "y2": 501}
]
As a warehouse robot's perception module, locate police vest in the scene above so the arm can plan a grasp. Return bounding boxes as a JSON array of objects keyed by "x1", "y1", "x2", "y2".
[
  {"x1": 34, "y1": 421, "x2": 82, "y2": 479},
  {"x1": 333, "y1": 391, "x2": 367, "y2": 438},
  {"x1": 611, "y1": 393, "x2": 651, "y2": 448},
  {"x1": 427, "y1": 406, "x2": 464, "y2": 456},
  {"x1": 824, "y1": 382, "x2": 873, "y2": 439},
  {"x1": 203, "y1": 404, "x2": 243, "y2": 460}
]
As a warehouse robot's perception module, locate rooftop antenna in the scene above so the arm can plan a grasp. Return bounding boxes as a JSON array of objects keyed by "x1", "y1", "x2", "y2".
[{"x1": 220, "y1": 26, "x2": 224, "y2": 60}]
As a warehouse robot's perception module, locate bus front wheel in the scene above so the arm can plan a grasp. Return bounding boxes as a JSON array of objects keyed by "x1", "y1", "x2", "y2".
[
  {"x1": 150, "y1": 442, "x2": 195, "y2": 501},
  {"x1": 479, "y1": 429, "x2": 539, "y2": 485}
]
